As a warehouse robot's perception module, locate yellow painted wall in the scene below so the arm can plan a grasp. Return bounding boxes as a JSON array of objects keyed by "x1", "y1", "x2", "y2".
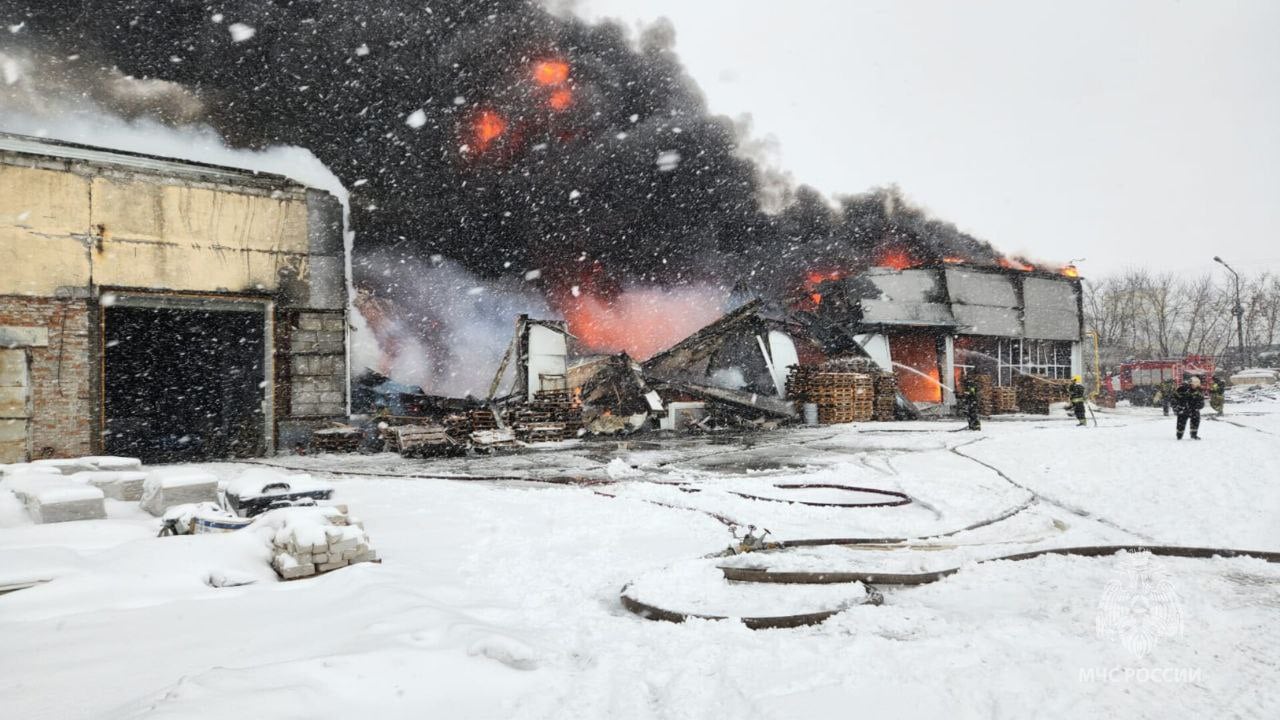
[{"x1": 0, "y1": 162, "x2": 310, "y2": 297}]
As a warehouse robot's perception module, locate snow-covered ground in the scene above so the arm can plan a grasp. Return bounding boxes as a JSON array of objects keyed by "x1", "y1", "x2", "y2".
[{"x1": 2, "y1": 399, "x2": 1279, "y2": 719}]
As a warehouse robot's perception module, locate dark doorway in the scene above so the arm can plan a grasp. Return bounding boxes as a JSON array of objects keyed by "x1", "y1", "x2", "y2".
[{"x1": 104, "y1": 302, "x2": 267, "y2": 462}]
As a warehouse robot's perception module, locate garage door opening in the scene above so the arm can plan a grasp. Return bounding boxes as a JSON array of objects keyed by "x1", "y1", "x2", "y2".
[
  {"x1": 889, "y1": 331, "x2": 944, "y2": 404},
  {"x1": 103, "y1": 299, "x2": 269, "y2": 463}
]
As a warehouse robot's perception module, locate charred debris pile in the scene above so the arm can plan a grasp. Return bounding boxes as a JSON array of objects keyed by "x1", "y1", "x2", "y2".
[
  {"x1": 320, "y1": 299, "x2": 912, "y2": 458},
  {"x1": 318, "y1": 259, "x2": 1083, "y2": 458}
]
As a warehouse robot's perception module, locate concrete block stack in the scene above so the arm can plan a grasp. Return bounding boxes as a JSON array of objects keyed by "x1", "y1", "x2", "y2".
[
  {"x1": 140, "y1": 469, "x2": 219, "y2": 516},
  {"x1": 287, "y1": 312, "x2": 347, "y2": 418},
  {"x1": 265, "y1": 506, "x2": 379, "y2": 580}
]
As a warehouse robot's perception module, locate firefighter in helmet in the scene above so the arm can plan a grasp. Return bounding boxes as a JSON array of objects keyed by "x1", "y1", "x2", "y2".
[
  {"x1": 1068, "y1": 375, "x2": 1088, "y2": 426},
  {"x1": 1172, "y1": 375, "x2": 1205, "y2": 440},
  {"x1": 1209, "y1": 377, "x2": 1226, "y2": 416},
  {"x1": 1154, "y1": 378, "x2": 1174, "y2": 416},
  {"x1": 961, "y1": 373, "x2": 981, "y2": 431}
]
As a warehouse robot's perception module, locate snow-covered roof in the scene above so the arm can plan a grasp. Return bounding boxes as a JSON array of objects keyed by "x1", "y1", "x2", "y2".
[{"x1": 0, "y1": 131, "x2": 300, "y2": 190}]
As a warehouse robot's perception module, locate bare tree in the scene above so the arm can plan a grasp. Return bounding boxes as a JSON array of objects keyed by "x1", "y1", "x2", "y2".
[{"x1": 1083, "y1": 268, "x2": 1277, "y2": 370}]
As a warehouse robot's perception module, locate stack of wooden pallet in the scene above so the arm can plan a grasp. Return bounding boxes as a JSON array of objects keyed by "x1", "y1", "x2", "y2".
[
  {"x1": 501, "y1": 389, "x2": 582, "y2": 442},
  {"x1": 873, "y1": 374, "x2": 898, "y2": 421},
  {"x1": 973, "y1": 374, "x2": 995, "y2": 416},
  {"x1": 530, "y1": 389, "x2": 583, "y2": 438},
  {"x1": 442, "y1": 413, "x2": 472, "y2": 442},
  {"x1": 468, "y1": 409, "x2": 498, "y2": 432},
  {"x1": 310, "y1": 424, "x2": 362, "y2": 453},
  {"x1": 1015, "y1": 374, "x2": 1070, "y2": 415},
  {"x1": 819, "y1": 356, "x2": 883, "y2": 375},
  {"x1": 509, "y1": 408, "x2": 566, "y2": 442},
  {"x1": 993, "y1": 386, "x2": 1019, "y2": 414},
  {"x1": 381, "y1": 423, "x2": 458, "y2": 457},
  {"x1": 786, "y1": 366, "x2": 875, "y2": 424}
]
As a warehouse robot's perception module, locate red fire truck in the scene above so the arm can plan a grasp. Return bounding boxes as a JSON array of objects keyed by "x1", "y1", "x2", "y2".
[{"x1": 1103, "y1": 355, "x2": 1217, "y2": 406}]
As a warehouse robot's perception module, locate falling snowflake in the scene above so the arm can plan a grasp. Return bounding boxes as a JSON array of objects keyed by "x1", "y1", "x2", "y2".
[
  {"x1": 228, "y1": 23, "x2": 255, "y2": 42},
  {"x1": 656, "y1": 150, "x2": 681, "y2": 172},
  {"x1": 405, "y1": 109, "x2": 427, "y2": 128}
]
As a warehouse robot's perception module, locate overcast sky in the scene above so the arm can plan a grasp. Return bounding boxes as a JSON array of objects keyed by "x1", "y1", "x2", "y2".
[{"x1": 572, "y1": 0, "x2": 1280, "y2": 279}]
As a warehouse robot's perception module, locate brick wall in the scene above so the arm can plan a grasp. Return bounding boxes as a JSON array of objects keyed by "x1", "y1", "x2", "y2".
[
  {"x1": 279, "y1": 310, "x2": 346, "y2": 418},
  {"x1": 0, "y1": 295, "x2": 93, "y2": 459}
]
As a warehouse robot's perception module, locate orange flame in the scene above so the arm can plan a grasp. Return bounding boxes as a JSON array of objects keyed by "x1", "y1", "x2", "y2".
[
  {"x1": 472, "y1": 110, "x2": 506, "y2": 150},
  {"x1": 1060, "y1": 265, "x2": 1080, "y2": 278},
  {"x1": 997, "y1": 256, "x2": 1035, "y2": 272},
  {"x1": 943, "y1": 256, "x2": 966, "y2": 265},
  {"x1": 876, "y1": 248, "x2": 917, "y2": 270},
  {"x1": 555, "y1": 266, "x2": 726, "y2": 358},
  {"x1": 561, "y1": 291, "x2": 726, "y2": 359},
  {"x1": 890, "y1": 332, "x2": 943, "y2": 404},
  {"x1": 533, "y1": 60, "x2": 570, "y2": 86},
  {"x1": 798, "y1": 269, "x2": 846, "y2": 309},
  {"x1": 549, "y1": 88, "x2": 573, "y2": 111}
]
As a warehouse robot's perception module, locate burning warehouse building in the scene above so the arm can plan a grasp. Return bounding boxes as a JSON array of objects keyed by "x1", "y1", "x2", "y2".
[
  {"x1": 0, "y1": 133, "x2": 347, "y2": 463},
  {"x1": 810, "y1": 264, "x2": 1084, "y2": 408}
]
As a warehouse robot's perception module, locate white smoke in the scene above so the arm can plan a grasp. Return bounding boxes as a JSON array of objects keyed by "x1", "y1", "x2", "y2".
[
  {"x1": 353, "y1": 251, "x2": 555, "y2": 397},
  {"x1": 0, "y1": 51, "x2": 345, "y2": 200}
]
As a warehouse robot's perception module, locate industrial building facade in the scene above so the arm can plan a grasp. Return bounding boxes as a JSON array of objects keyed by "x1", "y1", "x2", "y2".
[
  {"x1": 814, "y1": 265, "x2": 1084, "y2": 407},
  {"x1": 0, "y1": 133, "x2": 347, "y2": 463}
]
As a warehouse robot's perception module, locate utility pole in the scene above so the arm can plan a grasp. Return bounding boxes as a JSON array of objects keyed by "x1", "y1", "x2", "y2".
[{"x1": 1213, "y1": 256, "x2": 1247, "y2": 370}]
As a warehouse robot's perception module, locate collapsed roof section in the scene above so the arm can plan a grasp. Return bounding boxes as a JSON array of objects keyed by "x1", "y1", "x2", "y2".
[
  {"x1": 643, "y1": 300, "x2": 823, "y2": 399},
  {"x1": 814, "y1": 266, "x2": 1083, "y2": 342}
]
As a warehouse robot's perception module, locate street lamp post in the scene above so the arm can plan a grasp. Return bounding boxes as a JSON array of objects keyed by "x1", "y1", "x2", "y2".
[{"x1": 1213, "y1": 256, "x2": 1247, "y2": 370}]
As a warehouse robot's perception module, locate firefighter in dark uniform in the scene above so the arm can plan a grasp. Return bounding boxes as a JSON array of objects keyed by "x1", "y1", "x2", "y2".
[
  {"x1": 1172, "y1": 375, "x2": 1204, "y2": 440},
  {"x1": 1209, "y1": 378, "x2": 1226, "y2": 416},
  {"x1": 1068, "y1": 375, "x2": 1088, "y2": 426},
  {"x1": 1155, "y1": 378, "x2": 1174, "y2": 416},
  {"x1": 961, "y1": 374, "x2": 981, "y2": 431}
]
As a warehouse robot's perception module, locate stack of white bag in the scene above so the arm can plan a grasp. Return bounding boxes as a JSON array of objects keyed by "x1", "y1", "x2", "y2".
[
  {"x1": 5, "y1": 456, "x2": 145, "y2": 506},
  {"x1": 139, "y1": 469, "x2": 219, "y2": 516},
  {"x1": 1, "y1": 465, "x2": 106, "y2": 524},
  {"x1": 254, "y1": 505, "x2": 378, "y2": 580}
]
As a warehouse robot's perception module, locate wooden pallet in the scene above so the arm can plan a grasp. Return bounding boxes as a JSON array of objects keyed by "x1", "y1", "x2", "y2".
[
  {"x1": 787, "y1": 366, "x2": 876, "y2": 423},
  {"x1": 382, "y1": 424, "x2": 456, "y2": 455}
]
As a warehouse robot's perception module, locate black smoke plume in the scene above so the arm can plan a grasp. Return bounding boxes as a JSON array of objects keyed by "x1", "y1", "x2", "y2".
[{"x1": 4, "y1": 0, "x2": 1011, "y2": 386}]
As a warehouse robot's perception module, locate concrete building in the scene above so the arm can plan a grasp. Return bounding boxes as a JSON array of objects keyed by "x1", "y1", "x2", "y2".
[
  {"x1": 0, "y1": 133, "x2": 347, "y2": 463},
  {"x1": 813, "y1": 265, "x2": 1084, "y2": 407}
]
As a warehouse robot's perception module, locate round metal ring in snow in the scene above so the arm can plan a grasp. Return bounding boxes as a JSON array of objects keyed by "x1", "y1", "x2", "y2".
[
  {"x1": 718, "y1": 545, "x2": 1280, "y2": 587},
  {"x1": 619, "y1": 582, "x2": 883, "y2": 630},
  {"x1": 727, "y1": 483, "x2": 912, "y2": 508}
]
